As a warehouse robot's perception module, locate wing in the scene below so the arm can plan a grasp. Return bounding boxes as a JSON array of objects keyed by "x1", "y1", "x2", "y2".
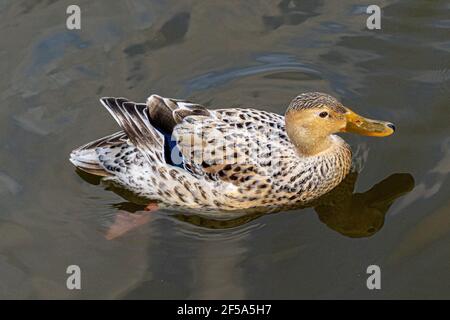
[
  {"x1": 100, "y1": 97, "x2": 165, "y2": 164},
  {"x1": 173, "y1": 108, "x2": 295, "y2": 196}
]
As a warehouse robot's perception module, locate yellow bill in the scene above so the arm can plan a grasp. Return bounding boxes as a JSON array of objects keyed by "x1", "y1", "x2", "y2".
[{"x1": 342, "y1": 108, "x2": 395, "y2": 137}]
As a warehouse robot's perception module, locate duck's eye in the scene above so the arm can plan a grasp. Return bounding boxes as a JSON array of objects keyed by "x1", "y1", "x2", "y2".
[{"x1": 319, "y1": 111, "x2": 329, "y2": 118}]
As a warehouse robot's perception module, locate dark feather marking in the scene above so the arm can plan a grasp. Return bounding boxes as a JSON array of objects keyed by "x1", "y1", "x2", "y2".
[{"x1": 100, "y1": 97, "x2": 164, "y2": 164}]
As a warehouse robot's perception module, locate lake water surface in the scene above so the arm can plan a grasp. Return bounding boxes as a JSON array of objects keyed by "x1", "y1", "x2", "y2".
[{"x1": 0, "y1": 0, "x2": 449, "y2": 299}]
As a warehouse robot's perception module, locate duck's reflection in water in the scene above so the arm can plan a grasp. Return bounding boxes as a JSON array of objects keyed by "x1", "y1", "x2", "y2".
[
  {"x1": 77, "y1": 170, "x2": 414, "y2": 238},
  {"x1": 313, "y1": 172, "x2": 414, "y2": 238}
]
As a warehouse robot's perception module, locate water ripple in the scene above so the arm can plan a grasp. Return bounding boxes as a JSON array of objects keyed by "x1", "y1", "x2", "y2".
[{"x1": 183, "y1": 53, "x2": 322, "y2": 94}]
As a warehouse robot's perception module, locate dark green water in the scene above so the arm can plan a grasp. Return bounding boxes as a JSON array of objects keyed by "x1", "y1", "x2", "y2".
[{"x1": 0, "y1": 0, "x2": 449, "y2": 299}]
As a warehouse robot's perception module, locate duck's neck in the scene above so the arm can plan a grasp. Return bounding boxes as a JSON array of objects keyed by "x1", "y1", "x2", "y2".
[{"x1": 285, "y1": 124, "x2": 333, "y2": 156}]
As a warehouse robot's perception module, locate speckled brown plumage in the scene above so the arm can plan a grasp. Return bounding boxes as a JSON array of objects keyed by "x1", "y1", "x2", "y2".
[{"x1": 70, "y1": 93, "x2": 355, "y2": 217}]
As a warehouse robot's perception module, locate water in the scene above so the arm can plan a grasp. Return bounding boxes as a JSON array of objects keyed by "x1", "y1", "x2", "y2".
[{"x1": 0, "y1": 0, "x2": 449, "y2": 299}]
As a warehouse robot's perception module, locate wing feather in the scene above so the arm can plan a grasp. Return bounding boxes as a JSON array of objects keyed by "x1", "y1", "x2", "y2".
[
  {"x1": 172, "y1": 108, "x2": 291, "y2": 196},
  {"x1": 100, "y1": 97, "x2": 164, "y2": 163}
]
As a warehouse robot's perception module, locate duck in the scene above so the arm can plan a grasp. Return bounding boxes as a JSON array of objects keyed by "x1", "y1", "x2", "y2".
[{"x1": 70, "y1": 92, "x2": 395, "y2": 217}]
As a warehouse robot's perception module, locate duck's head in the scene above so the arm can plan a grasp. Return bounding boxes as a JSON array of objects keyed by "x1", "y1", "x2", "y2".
[{"x1": 285, "y1": 92, "x2": 395, "y2": 155}]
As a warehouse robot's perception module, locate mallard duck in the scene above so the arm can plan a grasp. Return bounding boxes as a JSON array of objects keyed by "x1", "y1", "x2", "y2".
[{"x1": 70, "y1": 92, "x2": 395, "y2": 217}]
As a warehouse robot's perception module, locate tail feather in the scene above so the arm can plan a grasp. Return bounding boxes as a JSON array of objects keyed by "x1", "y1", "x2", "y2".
[
  {"x1": 70, "y1": 131, "x2": 128, "y2": 176},
  {"x1": 70, "y1": 94, "x2": 211, "y2": 178},
  {"x1": 70, "y1": 148, "x2": 110, "y2": 177}
]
